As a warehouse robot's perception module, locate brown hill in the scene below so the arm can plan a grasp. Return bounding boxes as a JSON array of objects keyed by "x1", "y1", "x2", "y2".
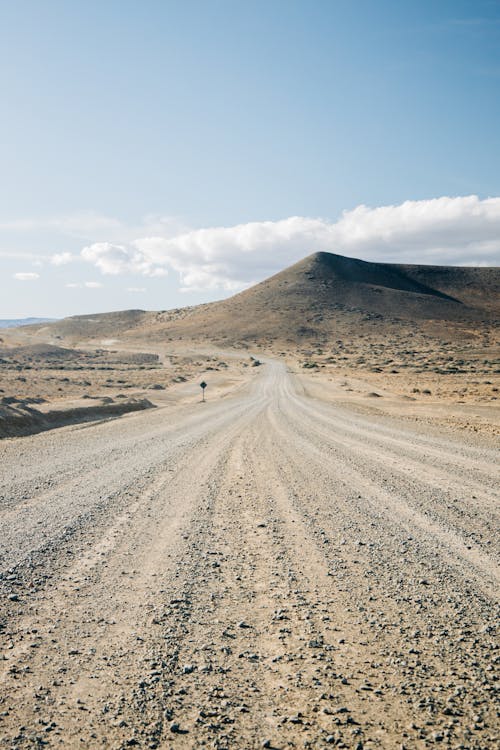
[
  {"x1": 9, "y1": 252, "x2": 500, "y2": 347},
  {"x1": 138, "y1": 252, "x2": 500, "y2": 345},
  {"x1": 12, "y1": 309, "x2": 151, "y2": 344}
]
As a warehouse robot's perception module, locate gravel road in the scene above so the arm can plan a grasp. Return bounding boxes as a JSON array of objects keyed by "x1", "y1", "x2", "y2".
[{"x1": 0, "y1": 361, "x2": 498, "y2": 749}]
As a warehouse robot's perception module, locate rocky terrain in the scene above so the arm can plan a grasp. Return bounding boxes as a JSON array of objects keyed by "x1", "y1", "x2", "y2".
[
  {"x1": 0, "y1": 342, "x2": 251, "y2": 438},
  {"x1": 0, "y1": 252, "x2": 498, "y2": 748},
  {"x1": 0, "y1": 361, "x2": 498, "y2": 749}
]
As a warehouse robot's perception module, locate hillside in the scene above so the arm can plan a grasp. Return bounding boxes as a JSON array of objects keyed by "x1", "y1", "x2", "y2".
[
  {"x1": 7, "y1": 309, "x2": 153, "y2": 344},
  {"x1": 138, "y1": 252, "x2": 500, "y2": 347},
  {"x1": 6, "y1": 252, "x2": 500, "y2": 349}
]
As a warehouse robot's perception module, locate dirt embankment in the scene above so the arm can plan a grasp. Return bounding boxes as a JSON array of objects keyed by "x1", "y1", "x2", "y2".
[{"x1": 0, "y1": 397, "x2": 155, "y2": 438}]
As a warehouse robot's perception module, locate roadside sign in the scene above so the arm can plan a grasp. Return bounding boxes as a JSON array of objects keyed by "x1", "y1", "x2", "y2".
[{"x1": 200, "y1": 381, "x2": 207, "y2": 401}]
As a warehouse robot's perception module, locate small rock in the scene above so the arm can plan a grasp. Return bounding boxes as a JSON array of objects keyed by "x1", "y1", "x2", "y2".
[{"x1": 170, "y1": 722, "x2": 180, "y2": 733}]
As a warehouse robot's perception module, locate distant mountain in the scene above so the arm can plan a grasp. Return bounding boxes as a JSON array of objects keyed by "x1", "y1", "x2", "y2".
[
  {"x1": 0, "y1": 317, "x2": 57, "y2": 329},
  {"x1": 20, "y1": 310, "x2": 150, "y2": 340}
]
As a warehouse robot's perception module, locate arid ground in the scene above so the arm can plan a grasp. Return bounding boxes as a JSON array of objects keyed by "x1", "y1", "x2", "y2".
[{"x1": 0, "y1": 253, "x2": 498, "y2": 749}]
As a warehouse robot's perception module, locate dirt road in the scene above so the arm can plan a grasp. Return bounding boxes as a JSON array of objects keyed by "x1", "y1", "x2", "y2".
[{"x1": 0, "y1": 361, "x2": 498, "y2": 749}]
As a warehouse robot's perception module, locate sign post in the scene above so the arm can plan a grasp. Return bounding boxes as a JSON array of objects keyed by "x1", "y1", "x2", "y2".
[{"x1": 200, "y1": 381, "x2": 207, "y2": 402}]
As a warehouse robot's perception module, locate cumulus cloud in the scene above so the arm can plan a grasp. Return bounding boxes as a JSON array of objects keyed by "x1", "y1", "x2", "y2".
[
  {"x1": 78, "y1": 196, "x2": 500, "y2": 291},
  {"x1": 126, "y1": 287, "x2": 146, "y2": 293},
  {"x1": 51, "y1": 252, "x2": 76, "y2": 266},
  {"x1": 81, "y1": 242, "x2": 168, "y2": 277},
  {"x1": 13, "y1": 272, "x2": 39, "y2": 281}
]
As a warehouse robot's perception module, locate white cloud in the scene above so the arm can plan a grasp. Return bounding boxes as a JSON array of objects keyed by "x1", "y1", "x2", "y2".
[
  {"x1": 65, "y1": 281, "x2": 103, "y2": 289},
  {"x1": 81, "y1": 242, "x2": 168, "y2": 277},
  {"x1": 13, "y1": 272, "x2": 39, "y2": 281},
  {"x1": 51, "y1": 252, "x2": 76, "y2": 266},
  {"x1": 126, "y1": 287, "x2": 146, "y2": 292},
  {"x1": 78, "y1": 195, "x2": 500, "y2": 291}
]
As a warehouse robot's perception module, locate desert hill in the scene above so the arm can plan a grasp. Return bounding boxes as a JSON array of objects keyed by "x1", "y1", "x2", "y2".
[
  {"x1": 201, "y1": 251, "x2": 500, "y2": 321},
  {"x1": 137, "y1": 252, "x2": 500, "y2": 346},
  {"x1": 17, "y1": 309, "x2": 152, "y2": 343},
  {"x1": 5, "y1": 252, "x2": 499, "y2": 348}
]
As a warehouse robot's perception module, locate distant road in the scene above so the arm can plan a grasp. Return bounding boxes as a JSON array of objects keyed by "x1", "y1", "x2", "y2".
[{"x1": 1, "y1": 361, "x2": 498, "y2": 749}]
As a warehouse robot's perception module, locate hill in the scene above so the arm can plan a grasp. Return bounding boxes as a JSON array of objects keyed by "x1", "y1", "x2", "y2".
[
  {"x1": 7, "y1": 253, "x2": 500, "y2": 348},
  {"x1": 17, "y1": 309, "x2": 152, "y2": 343},
  {"x1": 136, "y1": 252, "x2": 500, "y2": 346}
]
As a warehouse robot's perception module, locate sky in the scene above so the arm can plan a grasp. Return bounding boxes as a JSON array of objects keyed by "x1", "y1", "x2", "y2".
[{"x1": 1, "y1": 0, "x2": 500, "y2": 318}]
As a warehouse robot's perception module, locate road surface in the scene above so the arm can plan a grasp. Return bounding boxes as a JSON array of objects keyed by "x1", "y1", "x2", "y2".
[{"x1": 0, "y1": 361, "x2": 498, "y2": 749}]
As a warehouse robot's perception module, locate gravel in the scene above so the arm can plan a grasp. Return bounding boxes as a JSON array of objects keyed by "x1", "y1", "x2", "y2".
[{"x1": 0, "y1": 360, "x2": 498, "y2": 749}]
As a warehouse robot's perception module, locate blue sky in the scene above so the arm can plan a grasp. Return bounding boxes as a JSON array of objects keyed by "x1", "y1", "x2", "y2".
[{"x1": 1, "y1": 0, "x2": 500, "y2": 317}]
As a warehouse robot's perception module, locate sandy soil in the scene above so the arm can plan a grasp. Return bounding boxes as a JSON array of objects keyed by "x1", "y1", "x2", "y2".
[
  {"x1": 0, "y1": 340, "x2": 253, "y2": 437},
  {"x1": 295, "y1": 369, "x2": 500, "y2": 438},
  {"x1": 0, "y1": 360, "x2": 498, "y2": 749}
]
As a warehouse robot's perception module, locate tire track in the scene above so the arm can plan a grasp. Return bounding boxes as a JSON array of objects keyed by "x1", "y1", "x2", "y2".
[{"x1": 0, "y1": 360, "x2": 497, "y2": 749}]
